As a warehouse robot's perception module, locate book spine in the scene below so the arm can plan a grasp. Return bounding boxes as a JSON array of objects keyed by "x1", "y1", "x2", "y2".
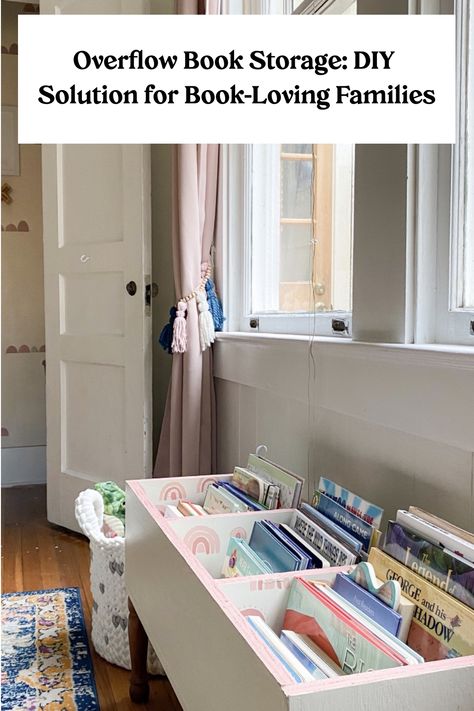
[
  {"x1": 383, "y1": 521, "x2": 474, "y2": 610},
  {"x1": 313, "y1": 491, "x2": 374, "y2": 552},
  {"x1": 292, "y1": 511, "x2": 356, "y2": 566},
  {"x1": 369, "y1": 547, "x2": 474, "y2": 660}
]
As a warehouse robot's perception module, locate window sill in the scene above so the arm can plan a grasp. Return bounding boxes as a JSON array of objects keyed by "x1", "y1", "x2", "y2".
[{"x1": 215, "y1": 331, "x2": 474, "y2": 370}]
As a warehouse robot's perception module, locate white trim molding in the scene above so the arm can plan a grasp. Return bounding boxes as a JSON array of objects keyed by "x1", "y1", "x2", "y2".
[{"x1": 1, "y1": 446, "x2": 47, "y2": 487}]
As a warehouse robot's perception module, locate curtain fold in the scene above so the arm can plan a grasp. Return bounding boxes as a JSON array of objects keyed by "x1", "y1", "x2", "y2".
[
  {"x1": 154, "y1": 85, "x2": 220, "y2": 477},
  {"x1": 155, "y1": 0, "x2": 221, "y2": 477}
]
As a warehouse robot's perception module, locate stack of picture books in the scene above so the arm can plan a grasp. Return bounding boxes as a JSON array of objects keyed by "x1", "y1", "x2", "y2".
[
  {"x1": 246, "y1": 562, "x2": 424, "y2": 682},
  {"x1": 222, "y1": 477, "x2": 383, "y2": 577},
  {"x1": 369, "y1": 506, "x2": 474, "y2": 661},
  {"x1": 222, "y1": 518, "x2": 331, "y2": 577},
  {"x1": 304, "y1": 477, "x2": 384, "y2": 561},
  {"x1": 203, "y1": 454, "x2": 305, "y2": 515}
]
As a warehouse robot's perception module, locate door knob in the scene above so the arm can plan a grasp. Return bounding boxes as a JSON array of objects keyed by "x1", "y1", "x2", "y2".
[{"x1": 126, "y1": 281, "x2": 137, "y2": 296}]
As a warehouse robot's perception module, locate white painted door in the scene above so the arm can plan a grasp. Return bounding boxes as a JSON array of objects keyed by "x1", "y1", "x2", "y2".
[{"x1": 42, "y1": 0, "x2": 152, "y2": 530}]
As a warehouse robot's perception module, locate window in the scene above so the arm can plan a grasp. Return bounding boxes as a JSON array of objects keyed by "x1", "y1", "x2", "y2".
[
  {"x1": 247, "y1": 144, "x2": 354, "y2": 335},
  {"x1": 423, "y1": 0, "x2": 474, "y2": 345},
  {"x1": 224, "y1": 0, "x2": 473, "y2": 346}
]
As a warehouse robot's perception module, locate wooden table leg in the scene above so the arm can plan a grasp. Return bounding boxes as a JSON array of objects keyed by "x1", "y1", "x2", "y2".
[{"x1": 128, "y1": 598, "x2": 150, "y2": 703}]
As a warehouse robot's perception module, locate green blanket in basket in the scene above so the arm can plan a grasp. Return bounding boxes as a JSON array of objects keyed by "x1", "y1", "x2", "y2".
[{"x1": 94, "y1": 481, "x2": 126, "y2": 525}]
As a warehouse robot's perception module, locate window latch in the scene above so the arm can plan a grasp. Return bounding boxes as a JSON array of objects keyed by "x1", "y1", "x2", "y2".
[{"x1": 332, "y1": 318, "x2": 350, "y2": 335}]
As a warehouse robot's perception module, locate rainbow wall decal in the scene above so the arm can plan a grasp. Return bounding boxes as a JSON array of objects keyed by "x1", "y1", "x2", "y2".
[
  {"x1": 1, "y1": 221, "x2": 29, "y2": 231},
  {"x1": 159, "y1": 482, "x2": 187, "y2": 501},
  {"x1": 183, "y1": 526, "x2": 221, "y2": 555}
]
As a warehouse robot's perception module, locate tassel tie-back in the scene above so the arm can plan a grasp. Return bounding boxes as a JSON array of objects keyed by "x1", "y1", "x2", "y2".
[
  {"x1": 205, "y1": 278, "x2": 225, "y2": 331},
  {"x1": 159, "y1": 306, "x2": 177, "y2": 354},
  {"x1": 158, "y1": 269, "x2": 225, "y2": 355},
  {"x1": 196, "y1": 290, "x2": 215, "y2": 351},
  {"x1": 171, "y1": 301, "x2": 187, "y2": 354}
]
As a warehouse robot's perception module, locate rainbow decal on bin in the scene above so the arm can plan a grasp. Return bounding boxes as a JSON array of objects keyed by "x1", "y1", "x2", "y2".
[
  {"x1": 241, "y1": 608, "x2": 265, "y2": 620},
  {"x1": 159, "y1": 482, "x2": 187, "y2": 501},
  {"x1": 184, "y1": 526, "x2": 220, "y2": 555},
  {"x1": 198, "y1": 476, "x2": 219, "y2": 493},
  {"x1": 230, "y1": 527, "x2": 247, "y2": 540}
]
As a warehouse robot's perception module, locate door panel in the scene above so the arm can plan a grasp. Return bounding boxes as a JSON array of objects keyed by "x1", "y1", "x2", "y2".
[{"x1": 42, "y1": 0, "x2": 152, "y2": 531}]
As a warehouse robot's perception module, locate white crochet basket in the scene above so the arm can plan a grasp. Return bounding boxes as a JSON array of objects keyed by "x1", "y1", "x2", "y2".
[{"x1": 75, "y1": 489, "x2": 164, "y2": 674}]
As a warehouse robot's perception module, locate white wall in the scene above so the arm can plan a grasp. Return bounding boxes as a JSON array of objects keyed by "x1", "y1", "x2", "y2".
[
  {"x1": 2, "y1": 1, "x2": 46, "y2": 487},
  {"x1": 214, "y1": 334, "x2": 474, "y2": 531}
]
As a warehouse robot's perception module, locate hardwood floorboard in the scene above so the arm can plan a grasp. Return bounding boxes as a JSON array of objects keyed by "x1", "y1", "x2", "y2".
[{"x1": 1, "y1": 485, "x2": 183, "y2": 711}]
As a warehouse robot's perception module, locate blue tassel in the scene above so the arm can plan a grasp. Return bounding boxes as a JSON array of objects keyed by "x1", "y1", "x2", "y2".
[
  {"x1": 205, "y1": 278, "x2": 225, "y2": 331},
  {"x1": 159, "y1": 306, "x2": 177, "y2": 354}
]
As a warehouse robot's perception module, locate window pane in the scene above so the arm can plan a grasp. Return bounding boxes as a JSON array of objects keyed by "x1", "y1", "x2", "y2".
[
  {"x1": 250, "y1": 144, "x2": 354, "y2": 315},
  {"x1": 281, "y1": 144, "x2": 312, "y2": 154},
  {"x1": 280, "y1": 223, "x2": 312, "y2": 284},
  {"x1": 281, "y1": 156, "x2": 312, "y2": 219}
]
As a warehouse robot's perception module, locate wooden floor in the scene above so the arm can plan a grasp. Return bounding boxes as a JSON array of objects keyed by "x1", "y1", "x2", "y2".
[{"x1": 1, "y1": 485, "x2": 182, "y2": 711}]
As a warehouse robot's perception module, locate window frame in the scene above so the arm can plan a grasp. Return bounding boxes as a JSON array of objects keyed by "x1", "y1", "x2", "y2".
[
  {"x1": 236, "y1": 144, "x2": 353, "y2": 337},
  {"x1": 415, "y1": 0, "x2": 474, "y2": 346}
]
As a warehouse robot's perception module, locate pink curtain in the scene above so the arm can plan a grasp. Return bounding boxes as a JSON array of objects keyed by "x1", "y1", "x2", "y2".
[
  {"x1": 154, "y1": 145, "x2": 219, "y2": 477},
  {"x1": 154, "y1": 0, "x2": 221, "y2": 477}
]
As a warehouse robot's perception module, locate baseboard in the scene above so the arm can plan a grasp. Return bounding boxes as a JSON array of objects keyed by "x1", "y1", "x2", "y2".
[{"x1": 1, "y1": 446, "x2": 46, "y2": 486}]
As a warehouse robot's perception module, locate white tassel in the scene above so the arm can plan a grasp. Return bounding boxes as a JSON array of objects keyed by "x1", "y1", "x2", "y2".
[
  {"x1": 171, "y1": 301, "x2": 187, "y2": 353},
  {"x1": 196, "y1": 290, "x2": 215, "y2": 351}
]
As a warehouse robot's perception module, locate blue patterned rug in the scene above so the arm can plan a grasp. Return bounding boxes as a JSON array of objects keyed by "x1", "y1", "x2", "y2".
[{"x1": 1, "y1": 587, "x2": 99, "y2": 710}]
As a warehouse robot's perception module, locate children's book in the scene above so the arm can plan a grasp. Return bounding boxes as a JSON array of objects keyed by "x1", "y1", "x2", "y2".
[
  {"x1": 299, "y1": 502, "x2": 363, "y2": 556},
  {"x1": 383, "y1": 520, "x2": 474, "y2": 609},
  {"x1": 347, "y1": 561, "x2": 415, "y2": 643},
  {"x1": 218, "y1": 481, "x2": 265, "y2": 510},
  {"x1": 396, "y1": 509, "x2": 474, "y2": 563},
  {"x1": 369, "y1": 547, "x2": 474, "y2": 661},
  {"x1": 249, "y1": 521, "x2": 302, "y2": 573},
  {"x1": 283, "y1": 578, "x2": 411, "y2": 674},
  {"x1": 333, "y1": 572, "x2": 402, "y2": 637},
  {"x1": 408, "y1": 507, "x2": 474, "y2": 546},
  {"x1": 347, "y1": 561, "x2": 401, "y2": 609},
  {"x1": 279, "y1": 631, "x2": 344, "y2": 678},
  {"x1": 262, "y1": 520, "x2": 313, "y2": 570},
  {"x1": 313, "y1": 582, "x2": 423, "y2": 665},
  {"x1": 247, "y1": 453, "x2": 304, "y2": 508},
  {"x1": 278, "y1": 631, "x2": 329, "y2": 680},
  {"x1": 203, "y1": 483, "x2": 250, "y2": 514},
  {"x1": 221, "y1": 537, "x2": 271, "y2": 578},
  {"x1": 163, "y1": 505, "x2": 184, "y2": 519},
  {"x1": 318, "y1": 477, "x2": 384, "y2": 529},
  {"x1": 232, "y1": 466, "x2": 280, "y2": 509},
  {"x1": 312, "y1": 491, "x2": 375, "y2": 553},
  {"x1": 177, "y1": 500, "x2": 199, "y2": 516},
  {"x1": 290, "y1": 509, "x2": 357, "y2": 566},
  {"x1": 280, "y1": 524, "x2": 330, "y2": 569},
  {"x1": 246, "y1": 616, "x2": 315, "y2": 683}
]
